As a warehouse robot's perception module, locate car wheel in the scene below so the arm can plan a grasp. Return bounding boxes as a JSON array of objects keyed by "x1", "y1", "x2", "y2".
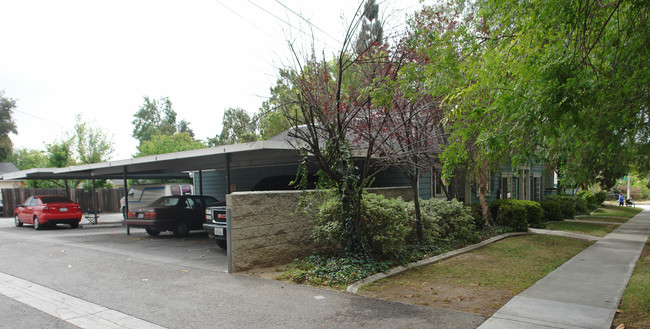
[
  {"x1": 216, "y1": 239, "x2": 227, "y2": 250},
  {"x1": 33, "y1": 217, "x2": 42, "y2": 230},
  {"x1": 14, "y1": 215, "x2": 23, "y2": 227},
  {"x1": 70, "y1": 222, "x2": 79, "y2": 229},
  {"x1": 173, "y1": 222, "x2": 190, "y2": 237},
  {"x1": 145, "y1": 228, "x2": 161, "y2": 236}
]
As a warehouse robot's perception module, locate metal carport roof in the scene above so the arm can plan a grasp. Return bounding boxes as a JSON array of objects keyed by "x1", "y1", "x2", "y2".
[{"x1": 0, "y1": 140, "x2": 303, "y2": 181}]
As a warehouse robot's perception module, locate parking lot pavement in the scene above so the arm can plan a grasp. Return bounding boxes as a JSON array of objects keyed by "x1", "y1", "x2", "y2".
[
  {"x1": 0, "y1": 216, "x2": 486, "y2": 328},
  {"x1": 0, "y1": 215, "x2": 228, "y2": 272}
]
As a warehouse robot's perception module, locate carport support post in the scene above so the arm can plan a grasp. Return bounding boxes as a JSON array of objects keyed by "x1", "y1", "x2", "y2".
[
  {"x1": 123, "y1": 166, "x2": 130, "y2": 235},
  {"x1": 198, "y1": 170, "x2": 203, "y2": 196},
  {"x1": 64, "y1": 180, "x2": 70, "y2": 199},
  {"x1": 92, "y1": 178, "x2": 98, "y2": 224},
  {"x1": 226, "y1": 153, "x2": 231, "y2": 194}
]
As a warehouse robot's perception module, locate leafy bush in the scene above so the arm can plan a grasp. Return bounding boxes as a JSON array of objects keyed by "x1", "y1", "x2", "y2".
[
  {"x1": 470, "y1": 203, "x2": 485, "y2": 230},
  {"x1": 488, "y1": 199, "x2": 508, "y2": 220},
  {"x1": 574, "y1": 196, "x2": 590, "y2": 214},
  {"x1": 545, "y1": 195, "x2": 575, "y2": 219},
  {"x1": 518, "y1": 200, "x2": 545, "y2": 228},
  {"x1": 594, "y1": 191, "x2": 607, "y2": 205},
  {"x1": 577, "y1": 190, "x2": 597, "y2": 209},
  {"x1": 489, "y1": 199, "x2": 544, "y2": 228},
  {"x1": 495, "y1": 203, "x2": 528, "y2": 232},
  {"x1": 288, "y1": 254, "x2": 393, "y2": 285},
  {"x1": 312, "y1": 192, "x2": 411, "y2": 261},
  {"x1": 540, "y1": 201, "x2": 562, "y2": 221},
  {"x1": 413, "y1": 198, "x2": 479, "y2": 246},
  {"x1": 361, "y1": 193, "x2": 412, "y2": 259}
]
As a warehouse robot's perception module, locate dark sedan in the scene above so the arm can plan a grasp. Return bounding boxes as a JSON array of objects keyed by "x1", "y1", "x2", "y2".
[{"x1": 125, "y1": 195, "x2": 218, "y2": 237}]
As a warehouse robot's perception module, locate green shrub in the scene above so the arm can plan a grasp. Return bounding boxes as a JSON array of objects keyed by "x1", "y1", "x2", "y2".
[
  {"x1": 594, "y1": 191, "x2": 607, "y2": 205},
  {"x1": 495, "y1": 203, "x2": 528, "y2": 232},
  {"x1": 470, "y1": 203, "x2": 485, "y2": 230},
  {"x1": 490, "y1": 199, "x2": 544, "y2": 228},
  {"x1": 540, "y1": 201, "x2": 562, "y2": 221},
  {"x1": 557, "y1": 199, "x2": 575, "y2": 219},
  {"x1": 488, "y1": 199, "x2": 508, "y2": 220},
  {"x1": 518, "y1": 200, "x2": 545, "y2": 228},
  {"x1": 361, "y1": 193, "x2": 412, "y2": 259},
  {"x1": 545, "y1": 194, "x2": 576, "y2": 219},
  {"x1": 574, "y1": 196, "x2": 591, "y2": 214},
  {"x1": 414, "y1": 198, "x2": 479, "y2": 246},
  {"x1": 577, "y1": 190, "x2": 598, "y2": 210},
  {"x1": 312, "y1": 193, "x2": 411, "y2": 261}
]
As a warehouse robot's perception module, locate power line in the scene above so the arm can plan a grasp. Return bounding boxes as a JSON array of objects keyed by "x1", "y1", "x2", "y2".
[
  {"x1": 13, "y1": 109, "x2": 65, "y2": 128},
  {"x1": 212, "y1": 0, "x2": 285, "y2": 46},
  {"x1": 272, "y1": 0, "x2": 341, "y2": 45}
]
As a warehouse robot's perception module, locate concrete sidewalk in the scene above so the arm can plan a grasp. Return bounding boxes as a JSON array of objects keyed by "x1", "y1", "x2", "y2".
[{"x1": 478, "y1": 206, "x2": 650, "y2": 329}]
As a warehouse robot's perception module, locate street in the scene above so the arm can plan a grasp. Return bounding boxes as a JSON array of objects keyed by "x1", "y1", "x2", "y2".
[{"x1": 0, "y1": 215, "x2": 485, "y2": 329}]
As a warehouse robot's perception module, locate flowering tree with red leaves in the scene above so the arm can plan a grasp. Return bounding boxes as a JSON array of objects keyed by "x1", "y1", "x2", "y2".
[{"x1": 279, "y1": 4, "x2": 406, "y2": 255}]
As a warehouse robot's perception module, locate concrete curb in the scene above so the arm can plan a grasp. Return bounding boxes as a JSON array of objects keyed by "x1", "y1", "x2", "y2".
[
  {"x1": 346, "y1": 232, "x2": 532, "y2": 294},
  {"x1": 79, "y1": 221, "x2": 123, "y2": 230}
]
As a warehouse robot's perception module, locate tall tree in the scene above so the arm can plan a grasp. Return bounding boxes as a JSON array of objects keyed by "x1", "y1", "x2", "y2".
[
  {"x1": 132, "y1": 96, "x2": 194, "y2": 144},
  {"x1": 258, "y1": 69, "x2": 301, "y2": 140},
  {"x1": 136, "y1": 132, "x2": 205, "y2": 157},
  {"x1": 72, "y1": 114, "x2": 114, "y2": 164},
  {"x1": 208, "y1": 108, "x2": 259, "y2": 146},
  {"x1": 10, "y1": 148, "x2": 47, "y2": 170},
  {"x1": 0, "y1": 91, "x2": 18, "y2": 161},
  {"x1": 355, "y1": 0, "x2": 384, "y2": 54},
  {"x1": 280, "y1": 2, "x2": 404, "y2": 255}
]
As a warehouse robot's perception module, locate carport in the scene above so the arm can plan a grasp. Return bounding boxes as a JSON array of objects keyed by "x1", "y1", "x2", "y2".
[{"x1": 1, "y1": 140, "x2": 304, "y2": 219}]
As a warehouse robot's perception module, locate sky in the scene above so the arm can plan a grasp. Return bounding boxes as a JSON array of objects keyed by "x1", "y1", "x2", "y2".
[{"x1": 0, "y1": 0, "x2": 422, "y2": 161}]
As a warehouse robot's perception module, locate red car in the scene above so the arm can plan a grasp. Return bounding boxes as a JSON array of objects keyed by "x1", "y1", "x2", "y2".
[{"x1": 14, "y1": 195, "x2": 82, "y2": 230}]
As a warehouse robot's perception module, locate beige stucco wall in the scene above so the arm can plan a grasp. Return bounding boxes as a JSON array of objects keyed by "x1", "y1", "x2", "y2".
[{"x1": 226, "y1": 186, "x2": 411, "y2": 272}]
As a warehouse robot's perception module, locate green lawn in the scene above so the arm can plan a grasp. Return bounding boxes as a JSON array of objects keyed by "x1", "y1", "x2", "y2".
[
  {"x1": 590, "y1": 205, "x2": 643, "y2": 218},
  {"x1": 613, "y1": 243, "x2": 650, "y2": 329},
  {"x1": 576, "y1": 216, "x2": 629, "y2": 223},
  {"x1": 546, "y1": 221, "x2": 618, "y2": 237},
  {"x1": 360, "y1": 235, "x2": 593, "y2": 315}
]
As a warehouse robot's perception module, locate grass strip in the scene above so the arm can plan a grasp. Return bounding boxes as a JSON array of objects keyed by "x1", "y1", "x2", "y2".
[
  {"x1": 546, "y1": 221, "x2": 618, "y2": 237},
  {"x1": 576, "y1": 216, "x2": 629, "y2": 223},
  {"x1": 591, "y1": 205, "x2": 643, "y2": 218},
  {"x1": 359, "y1": 235, "x2": 592, "y2": 316},
  {"x1": 613, "y1": 243, "x2": 650, "y2": 329}
]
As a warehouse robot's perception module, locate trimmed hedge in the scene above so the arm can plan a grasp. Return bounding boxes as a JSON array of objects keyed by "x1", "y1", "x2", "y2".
[
  {"x1": 489, "y1": 199, "x2": 545, "y2": 229},
  {"x1": 540, "y1": 201, "x2": 563, "y2": 221},
  {"x1": 413, "y1": 198, "x2": 479, "y2": 246},
  {"x1": 545, "y1": 195, "x2": 576, "y2": 219},
  {"x1": 495, "y1": 203, "x2": 528, "y2": 232}
]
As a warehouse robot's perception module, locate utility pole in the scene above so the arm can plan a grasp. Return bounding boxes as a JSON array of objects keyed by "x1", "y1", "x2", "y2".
[{"x1": 627, "y1": 173, "x2": 631, "y2": 200}]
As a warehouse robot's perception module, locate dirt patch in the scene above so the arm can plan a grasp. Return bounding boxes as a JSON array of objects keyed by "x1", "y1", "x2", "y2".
[
  {"x1": 359, "y1": 235, "x2": 592, "y2": 316},
  {"x1": 242, "y1": 264, "x2": 291, "y2": 280},
  {"x1": 362, "y1": 280, "x2": 512, "y2": 316}
]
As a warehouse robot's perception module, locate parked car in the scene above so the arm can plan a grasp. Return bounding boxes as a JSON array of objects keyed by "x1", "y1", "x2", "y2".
[
  {"x1": 120, "y1": 183, "x2": 193, "y2": 218},
  {"x1": 14, "y1": 195, "x2": 82, "y2": 230},
  {"x1": 203, "y1": 201, "x2": 227, "y2": 249},
  {"x1": 125, "y1": 195, "x2": 218, "y2": 237}
]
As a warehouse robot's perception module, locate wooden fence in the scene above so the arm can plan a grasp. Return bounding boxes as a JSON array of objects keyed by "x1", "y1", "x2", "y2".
[{"x1": 1, "y1": 188, "x2": 125, "y2": 217}]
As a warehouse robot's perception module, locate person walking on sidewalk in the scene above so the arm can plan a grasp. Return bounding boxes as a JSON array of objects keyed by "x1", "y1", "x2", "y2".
[{"x1": 619, "y1": 193, "x2": 625, "y2": 206}]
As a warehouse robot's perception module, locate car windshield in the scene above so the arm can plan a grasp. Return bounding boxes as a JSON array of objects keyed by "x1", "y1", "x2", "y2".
[
  {"x1": 149, "y1": 197, "x2": 181, "y2": 207},
  {"x1": 40, "y1": 196, "x2": 73, "y2": 203}
]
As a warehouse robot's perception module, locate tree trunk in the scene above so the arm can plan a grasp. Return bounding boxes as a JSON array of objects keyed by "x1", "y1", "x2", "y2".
[
  {"x1": 477, "y1": 168, "x2": 491, "y2": 226},
  {"x1": 411, "y1": 171, "x2": 423, "y2": 242}
]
